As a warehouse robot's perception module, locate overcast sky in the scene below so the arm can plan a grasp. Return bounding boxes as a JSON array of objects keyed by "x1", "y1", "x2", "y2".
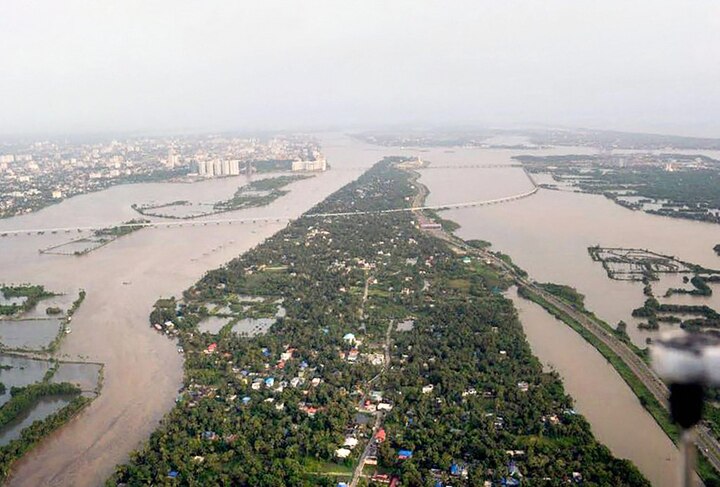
[{"x1": 2, "y1": 1, "x2": 720, "y2": 137}]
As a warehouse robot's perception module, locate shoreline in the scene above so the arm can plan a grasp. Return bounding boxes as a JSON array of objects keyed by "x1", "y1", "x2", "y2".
[{"x1": 0, "y1": 138, "x2": 375, "y2": 486}]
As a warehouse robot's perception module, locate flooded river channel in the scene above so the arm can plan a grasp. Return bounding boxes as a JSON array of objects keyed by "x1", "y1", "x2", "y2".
[
  {"x1": 0, "y1": 134, "x2": 379, "y2": 486},
  {"x1": 0, "y1": 135, "x2": 716, "y2": 485},
  {"x1": 404, "y1": 142, "x2": 720, "y2": 486}
]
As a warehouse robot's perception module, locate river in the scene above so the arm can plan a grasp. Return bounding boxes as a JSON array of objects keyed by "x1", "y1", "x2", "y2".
[
  {"x1": 396, "y1": 141, "x2": 719, "y2": 486},
  {"x1": 1, "y1": 134, "x2": 717, "y2": 485},
  {"x1": 0, "y1": 134, "x2": 379, "y2": 486}
]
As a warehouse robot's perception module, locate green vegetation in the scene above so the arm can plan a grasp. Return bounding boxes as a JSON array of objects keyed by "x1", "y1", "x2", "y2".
[
  {"x1": 93, "y1": 218, "x2": 149, "y2": 239},
  {"x1": 666, "y1": 275, "x2": 712, "y2": 297},
  {"x1": 0, "y1": 382, "x2": 80, "y2": 429},
  {"x1": 425, "y1": 209, "x2": 460, "y2": 232},
  {"x1": 214, "y1": 175, "x2": 311, "y2": 212},
  {"x1": 0, "y1": 395, "x2": 91, "y2": 482},
  {"x1": 517, "y1": 289, "x2": 680, "y2": 430},
  {"x1": 110, "y1": 160, "x2": 647, "y2": 486},
  {"x1": 466, "y1": 239, "x2": 492, "y2": 250},
  {"x1": 538, "y1": 283, "x2": 585, "y2": 308},
  {"x1": 517, "y1": 154, "x2": 720, "y2": 224},
  {"x1": 0, "y1": 285, "x2": 55, "y2": 317},
  {"x1": 632, "y1": 298, "x2": 720, "y2": 331}
]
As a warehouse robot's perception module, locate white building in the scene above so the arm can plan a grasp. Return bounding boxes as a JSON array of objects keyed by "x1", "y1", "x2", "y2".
[
  {"x1": 213, "y1": 159, "x2": 223, "y2": 176},
  {"x1": 292, "y1": 155, "x2": 327, "y2": 172},
  {"x1": 166, "y1": 148, "x2": 180, "y2": 168}
]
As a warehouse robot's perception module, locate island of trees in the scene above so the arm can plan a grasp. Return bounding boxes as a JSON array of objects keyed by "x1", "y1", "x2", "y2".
[{"x1": 109, "y1": 159, "x2": 647, "y2": 486}]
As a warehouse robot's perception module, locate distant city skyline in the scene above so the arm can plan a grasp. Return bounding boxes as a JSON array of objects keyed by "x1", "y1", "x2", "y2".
[{"x1": 2, "y1": 1, "x2": 720, "y2": 137}]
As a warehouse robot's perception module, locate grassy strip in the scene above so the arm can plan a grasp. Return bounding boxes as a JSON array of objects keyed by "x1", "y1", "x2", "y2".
[
  {"x1": 0, "y1": 285, "x2": 56, "y2": 317},
  {"x1": 46, "y1": 289, "x2": 85, "y2": 353},
  {"x1": 519, "y1": 286, "x2": 720, "y2": 484}
]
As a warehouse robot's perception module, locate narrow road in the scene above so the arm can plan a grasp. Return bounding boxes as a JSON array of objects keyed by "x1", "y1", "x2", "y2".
[
  {"x1": 359, "y1": 273, "x2": 371, "y2": 320},
  {"x1": 349, "y1": 321, "x2": 394, "y2": 487}
]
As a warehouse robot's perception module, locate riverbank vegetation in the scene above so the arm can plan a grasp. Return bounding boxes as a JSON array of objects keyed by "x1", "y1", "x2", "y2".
[
  {"x1": 0, "y1": 286, "x2": 55, "y2": 317},
  {"x1": 213, "y1": 175, "x2": 311, "y2": 213},
  {"x1": 133, "y1": 175, "x2": 311, "y2": 220},
  {"x1": 632, "y1": 298, "x2": 720, "y2": 331},
  {"x1": 0, "y1": 382, "x2": 80, "y2": 429},
  {"x1": 0, "y1": 394, "x2": 90, "y2": 482},
  {"x1": 0, "y1": 358, "x2": 96, "y2": 483},
  {"x1": 93, "y1": 219, "x2": 149, "y2": 239},
  {"x1": 518, "y1": 284, "x2": 720, "y2": 485},
  {"x1": 109, "y1": 160, "x2": 647, "y2": 486},
  {"x1": 517, "y1": 153, "x2": 720, "y2": 224}
]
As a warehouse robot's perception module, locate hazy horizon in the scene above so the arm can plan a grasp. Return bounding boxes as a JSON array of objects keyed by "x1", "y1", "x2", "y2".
[{"x1": 2, "y1": 1, "x2": 720, "y2": 137}]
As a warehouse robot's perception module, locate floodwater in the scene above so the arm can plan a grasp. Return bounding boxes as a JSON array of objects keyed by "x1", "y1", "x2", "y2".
[
  {"x1": 197, "y1": 316, "x2": 231, "y2": 334},
  {"x1": 50, "y1": 362, "x2": 102, "y2": 393},
  {"x1": 508, "y1": 290, "x2": 680, "y2": 487},
  {"x1": 0, "y1": 133, "x2": 380, "y2": 486},
  {"x1": 405, "y1": 141, "x2": 720, "y2": 486},
  {"x1": 231, "y1": 317, "x2": 275, "y2": 336},
  {"x1": 0, "y1": 134, "x2": 716, "y2": 485},
  {"x1": 21, "y1": 293, "x2": 78, "y2": 319},
  {"x1": 0, "y1": 293, "x2": 26, "y2": 307},
  {"x1": 0, "y1": 356, "x2": 52, "y2": 407},
  {"x1": 0, "y1": 396, "x2": 74, "y2": 447},
  {"x1": 0, "y1": 319, "x2": 62, "y2": 350}
]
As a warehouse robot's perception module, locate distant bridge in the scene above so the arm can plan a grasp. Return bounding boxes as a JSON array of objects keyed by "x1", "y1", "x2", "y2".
[
  {"x1": 0, "y1": 167, "x2": 539, "y2": 238},
  {"x1": 338, "y1": 164, "x2": 522, "y2": 170},
  {"x1": 0, "y1": 188, "x2": 538, "y2": 238},
  {"x1": 416, "y1": 164, "x2": 523, "y2": 169}
]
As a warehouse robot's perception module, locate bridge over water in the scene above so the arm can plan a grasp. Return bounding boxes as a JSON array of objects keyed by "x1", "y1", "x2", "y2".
[{"x1": 0, "y1": 166, "x2": 538, "y2": 237}]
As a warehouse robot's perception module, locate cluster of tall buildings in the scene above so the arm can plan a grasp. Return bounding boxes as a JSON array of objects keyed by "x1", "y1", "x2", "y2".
[
  {"x1": 196, "y1": 159, "x2": 241, "y2": 177},
  {"x1": 291, "y1": 155, "x2": 327, "y2": 172}
]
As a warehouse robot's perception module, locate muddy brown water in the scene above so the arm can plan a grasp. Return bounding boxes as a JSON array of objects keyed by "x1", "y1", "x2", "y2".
[
  {"x1": 0, "y1": 135, "x2": 716, "y2": 485},
  {"x1": 0, "y1": 134, "x2": 379, "y2": 486}
]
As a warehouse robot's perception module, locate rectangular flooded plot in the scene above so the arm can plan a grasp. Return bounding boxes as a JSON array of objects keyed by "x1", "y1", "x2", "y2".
[
  {"x1": 231, "y1": 317, "x2": 275, "y2": 336},
  {"x1": 197, "y1": 316, "x2": 231, "y2": 334},
  {"x1": 0, "y1": 355, "x2": 53, "y2": 407},
  {"x1": 0, "y1": 292, "x2": 27, "y2": 307},
  {"x1": 21, "y1": 293, "x2": 78, "y2": 319},
  {"x1": 0, "y1": 396, "x2": 73, "y2": 446},
  {"x1": 45, "y1": 238, "x2": 106, "y2": 255},
  {"x1": 51, "y1": 362, "x2": 102, "y2": 392},
  {"x1": 0, "y1": 319, "x2": 62, "y2": 350}
]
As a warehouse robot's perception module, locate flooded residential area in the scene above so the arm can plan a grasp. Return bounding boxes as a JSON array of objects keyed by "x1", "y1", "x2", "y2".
[{"x1": 0, "y1": 134, "x2": 717, "y2": 485}]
